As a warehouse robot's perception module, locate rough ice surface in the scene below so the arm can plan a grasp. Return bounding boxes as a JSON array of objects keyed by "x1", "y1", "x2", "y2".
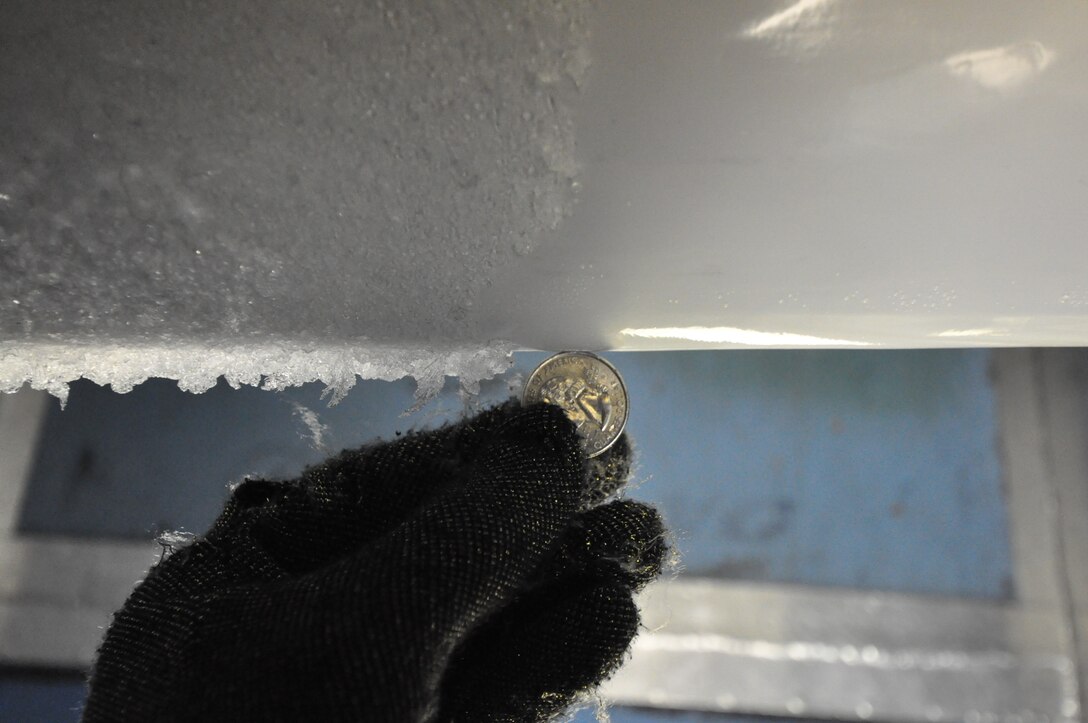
[
  {"x1": 0, "y1": 0, "x2": 587, "y2": 400},
  {"x1": 0, "y1": 338, "x2": 516, "y2": 408}
]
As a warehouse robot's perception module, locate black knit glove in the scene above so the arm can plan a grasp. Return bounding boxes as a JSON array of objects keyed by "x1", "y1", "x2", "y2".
[{"x1": 83, "y1": 401, "x2": 667, "y2": 722}]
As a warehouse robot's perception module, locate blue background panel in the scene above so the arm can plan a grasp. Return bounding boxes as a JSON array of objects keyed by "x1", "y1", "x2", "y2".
[
  {"x1": 606, "y1": 350, "x2": 1010, "y2": 598},
  {"x1": 20, "y1": 349, "x2": 1012, "y2": 599}
]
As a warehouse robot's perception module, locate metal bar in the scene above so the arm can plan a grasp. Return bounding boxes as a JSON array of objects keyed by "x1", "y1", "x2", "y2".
[
  {"x1": 601, "y1": 580, "x2": 1077, "y2": 723},
  {"x1": 0, "y1": 388, "x2": 48, "y2": 535},
  {"x1": 0, "y1": 538, "x2": 157, "y2": 668},
  {"x1": 995, "y1": 350, "x2": 1070, "y2": 610},
  {"x1": 1033, "y1": 350, "x2": 1088, "y2": 718}
]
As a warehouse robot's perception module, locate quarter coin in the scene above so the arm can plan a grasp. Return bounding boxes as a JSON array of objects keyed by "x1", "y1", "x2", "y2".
[{"x1": 523, "y1": 351, "x2": 628, "y2": 457}]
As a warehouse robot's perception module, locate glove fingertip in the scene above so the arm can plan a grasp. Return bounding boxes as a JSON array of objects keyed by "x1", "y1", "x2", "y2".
[
  {"x1": 436, "y1": 578, "x2": 640, "y2": 723},
  {"x1": 229, "y1": 477, "x2": 288, "y2": 509},
  {"x1": 548, "y1": 500, "x2": 668, "y2": 591},
  {"x1": 583, "y1": 433, "x2": 633, "y2": 507},
  {"x1": 490, "y1": 401, "x2": 586, "y2": 466}
]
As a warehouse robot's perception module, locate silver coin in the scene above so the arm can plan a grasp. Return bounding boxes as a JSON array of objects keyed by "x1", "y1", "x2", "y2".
[{"x1": 523, "y1": 351, "x2": 629, "y2": 457}]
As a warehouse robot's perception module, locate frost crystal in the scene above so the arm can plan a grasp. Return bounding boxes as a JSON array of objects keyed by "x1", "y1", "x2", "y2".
[
  {"x1": 0, "y1": 1, "x2": 586, "y2": 397},
  {"x1": 0, "y1": 338, "x2": 516, "y2": 408}
]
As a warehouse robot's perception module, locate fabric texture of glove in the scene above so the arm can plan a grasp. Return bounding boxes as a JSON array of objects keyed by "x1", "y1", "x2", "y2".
[{"x1": 83, "y1": 401, "x2": 667, "y2": 722}]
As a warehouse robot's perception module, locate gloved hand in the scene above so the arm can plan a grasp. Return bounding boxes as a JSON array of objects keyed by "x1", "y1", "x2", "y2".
[{"x1": 83, "y1": 401, "x2": 667, "y2": 722}]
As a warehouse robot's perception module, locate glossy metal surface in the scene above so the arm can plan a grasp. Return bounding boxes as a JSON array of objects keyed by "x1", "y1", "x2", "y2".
[
  {"x1": 478, "y1": 1, "x2": 1088, "y2": 351},
  {"x1": 602, "y1": 580, "x2": 1077, "y2": 723},
  {"x1": 3, "y1": 0, "x2": 1088, "y2": 373}
]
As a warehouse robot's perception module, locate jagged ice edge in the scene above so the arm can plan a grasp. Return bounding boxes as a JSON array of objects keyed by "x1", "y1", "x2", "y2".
[{"x1": 0, "y1": 338, "x2": 516, "y2": 408}]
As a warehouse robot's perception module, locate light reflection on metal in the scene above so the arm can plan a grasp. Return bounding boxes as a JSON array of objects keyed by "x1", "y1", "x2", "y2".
[
  {"x1": 945, "y1": 42, "x2": 1056, "y2": 91},
  {"x1": 935, "y1": 329, "x2": 1011, "y2": 338},
  {"x1": 619, "y1": 326, "x2": 873, "y2": 347},
  {"x1": 742, "y1": 0, "x2": 840, "y2": 54},
  {"x1": 599, "y1": 579, "x2": 1079, "y2": 722},
  {"x1": 631, "y1": 633, "x2": 1068, "y2": 674}
]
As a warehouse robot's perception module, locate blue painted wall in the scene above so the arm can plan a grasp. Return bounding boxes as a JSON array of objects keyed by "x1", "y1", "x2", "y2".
[{"x1": 604, "y1": 349, "x2": 1010, "y2": 598}]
